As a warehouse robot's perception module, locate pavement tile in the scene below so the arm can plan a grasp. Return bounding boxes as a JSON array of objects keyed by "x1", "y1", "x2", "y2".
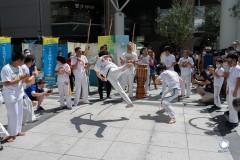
[
  {"x1": 185, "y1": 123, "x2": 222, "y2": 136},
  {"x1": 28, "y1": 121, "x2": 64, "y2": 134},
  {"x1": 4, "y1": 132, "x2": 50, "y2": 149},
  {"x1": 18, "y1": 150, "x2": 62, "y2": 160},
  {"x1": 115, "y1": 128, "x2": 152, "y2": 144},
  {"x1": 103, "y1": 141, "x2": 148, "y2": 160},
  {"x1": 124, "y1": 118, "x2": 155, "y2": 131},
  {"x1": 66, "y1": 138, "x2": 112, "y2": 159},
  {"x1": 189, "y1": 150, "x2": 234, "y2": 160},
  {"x1": 145, "y1": 145, "x2": 189, "y2": 160},
  {"x1": 0, "y1": 147, "x2": 28, "y2": 160},
  {"x1": 154, "y1": 121, "x2": 186, "y2": 134},
  {"x1": 187, "y1": 134, "x2": 225, "y2": 152},
  {"x1": 84, "y1": 126, "x2": 122, "y2": 141},
  {"x1": 151, "y1": 131, "x2": 188, "y2": 149},
  {"x1": 97, "y1": 116, "x2": 129, "y2": 128},
  {"x1": 105, "y1": 109, "x2": 134, "y2": 119},
  {"x1": 59, "y1": 155, "x2": 98, "y2": 160},
  {"x1": 33, "y1": 134, "x2": 80, "y2": 154}
]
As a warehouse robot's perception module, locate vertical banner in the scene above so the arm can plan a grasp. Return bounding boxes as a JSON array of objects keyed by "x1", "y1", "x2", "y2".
[
  {"x1": 43, "y1": 37, "x2": 59, "y2": 85},
  {"x1": 98, "y1": 36, "x2": 114, "y2": 55},
  {"x1": 0, "y1": 37, "x2": 12, "y2": 74},
  {"x1": 115, "y1": 35, "x2": 129, "y2": 66},
  {"x1": 58, "y1": 44, "x2": 68, "y2": 59}
]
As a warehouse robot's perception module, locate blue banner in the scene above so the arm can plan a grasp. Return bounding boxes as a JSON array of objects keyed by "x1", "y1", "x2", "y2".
[
  {"x1": 0, "y1": 38, "x2": 12, "y2": 80},
  {"x1": 43, "y1": 37, "x2": 59, "y2": 85},
  {"x1": 58, "y1": 44, "x2": 68, "y2": 59}
]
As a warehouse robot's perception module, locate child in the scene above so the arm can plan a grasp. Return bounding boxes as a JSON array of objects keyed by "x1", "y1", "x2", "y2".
[
  {"x1": 210, "y1": 58, "x2": 224, "y2": 109},
  {"x1": 54, "y1": 56, "x2": 72, "y2": 110},
  {"x1": 155, "y1": 62, "x2": 183, "y2": 124}
]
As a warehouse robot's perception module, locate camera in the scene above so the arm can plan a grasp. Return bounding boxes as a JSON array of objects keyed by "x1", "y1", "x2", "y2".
[{"x1": 47, "y1": 89, "x2": 52, "y2": 93}]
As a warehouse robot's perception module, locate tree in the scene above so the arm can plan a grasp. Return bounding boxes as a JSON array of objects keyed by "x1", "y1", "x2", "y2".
[
  {"x1": 155, "y1": 0, "x2": 194, "y2": 50},
  {"x1": 230, "y1": 0, "x2": 240, "y2": 19},
  {"x1": 201, "y1": 6, "x2": 221, "y2": 48}
]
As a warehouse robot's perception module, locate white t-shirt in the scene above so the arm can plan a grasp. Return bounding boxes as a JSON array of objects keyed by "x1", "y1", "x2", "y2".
[
  {"x1": 21, "y1": 64, "x2": 30, "y2": 89},
  {"x1": 158, "y1": 70, "x2": 180, "y2": 90},
  {"x1": 214, "y1": 67, "x2": 224, "y2": 87},
  {"x1": 227, "y1": 65, "x2": 240, "y2": 87},
  {"x1": 1, "y1": 64, "x2": 25, "y2": 96},
  {"x1": 121, "y1": 52, "x2": 138, "y2": 74},
  {"x1": 178, "y1": 57, "x2": 194, "y2": 75},
  {"x1": 71, "y1": 55, "x2": 88, "y2": 79},
  {"x1": 94, "y1": 56, "x2": 117, "y2": 77},
  {"x1": 161, "y1": 54, "x2": 176, "y2": 71},
  {"x1": 55, "y1": 63, "x2": 71, "y2": 82},
  {"x1": 138, "y1": 55, "x2": 151, "y2": 75}
]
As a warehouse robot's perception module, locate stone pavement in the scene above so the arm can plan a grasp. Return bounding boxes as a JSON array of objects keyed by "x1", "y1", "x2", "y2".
[{"x1": 0, "y1": 84, "x2": 239, "y2": 160}]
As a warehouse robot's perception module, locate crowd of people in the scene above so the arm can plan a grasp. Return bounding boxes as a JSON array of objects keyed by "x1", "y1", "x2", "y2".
[{"x1": 1, "y1": 40, "x2": 240, "y2": 145}]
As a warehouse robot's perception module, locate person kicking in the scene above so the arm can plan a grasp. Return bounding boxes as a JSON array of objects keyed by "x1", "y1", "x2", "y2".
[
  {"x1": 155, "y1": 62, "x2": 183, "y2": 124},
  {"x1": 94, "y1": 50, "x2": 134, "y2": 108}
]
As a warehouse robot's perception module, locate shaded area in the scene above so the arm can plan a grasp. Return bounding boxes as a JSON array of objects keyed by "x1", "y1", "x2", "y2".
[{"x1": 70, "y1": 113, "x2": 128, "y2": 138}]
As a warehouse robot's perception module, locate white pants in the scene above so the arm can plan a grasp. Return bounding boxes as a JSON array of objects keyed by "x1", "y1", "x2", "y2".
[
  {"x1": 161, "y1": 88, "x2": 180, "y2": 118},
  {"x1": 214, "y1": 85, "x2": 222, "y2": 107},
  {"x1": 145, "y1": 72, "x2": 150, "y2": 95},
  {"x1": 0, "y1": 123, "x2": 9, "y2": 139},
  {"x1": 22, "y1": 93, "x2": 36, "y2": 124},
  {"x1": 161, "y1": 81, "x2": 167, "y2": 94},
  {"x1": 228, "y1": 86, "x2": 239, "y2": 123},
  {"x1": 74, "y1": 76, "x2": 89, "y2": 105},
  {"x1": 120, "y1": 72, "x2": 135, "y2": 97},
  {"x1": 2, "y1": 92, "x2": 23, "y2": 136},
  {"x1": 58, "y1": 81, "x2": 72, "y2": 108},
  {"x1": 107, "y1": 64, "x2": 133, "y2": 105},
  {"x1": 181, "y1": 74, "x2": 191, "y2": 97}
]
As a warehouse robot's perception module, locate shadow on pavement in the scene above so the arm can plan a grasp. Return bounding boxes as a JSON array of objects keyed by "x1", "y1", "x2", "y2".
[{"x1": 70, "y1": 114, "x2": 128, "y2": 138}]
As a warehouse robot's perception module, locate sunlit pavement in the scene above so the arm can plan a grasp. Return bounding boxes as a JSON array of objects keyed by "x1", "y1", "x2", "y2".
[{"x1": 0, "y1": 84, "x2": 238, "y2": 160}]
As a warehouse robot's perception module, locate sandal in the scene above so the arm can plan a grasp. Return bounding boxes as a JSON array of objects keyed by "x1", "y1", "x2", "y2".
[{"x1": 2, "y1": 136, "x2": 14, "y2": 142}]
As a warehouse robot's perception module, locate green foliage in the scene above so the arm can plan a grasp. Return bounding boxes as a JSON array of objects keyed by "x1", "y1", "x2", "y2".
[
  {"x1": 201, "y1": 6, "x2": 220, "y2": 47},
  {"x1": 155, "y1": 0, "x2": 194, "y2": 50},
  {"x1": 230, "y1": 0, "x2": 240, "y2": 19}
]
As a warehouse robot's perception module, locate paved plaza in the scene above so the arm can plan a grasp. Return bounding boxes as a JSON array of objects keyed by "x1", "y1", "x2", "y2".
[{"x1": 0, "y1": 84, "x2": 240, "y2": 160}]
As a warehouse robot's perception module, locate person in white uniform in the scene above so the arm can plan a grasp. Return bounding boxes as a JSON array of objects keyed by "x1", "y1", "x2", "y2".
[
  {"x1": 160, "y1": 46, "x2": 176, "y2": 95},
  {"x1": 21, "y1": 55, "x2": 38, "y2": 124},
  {"x1": 94, "y1": 50, "x2": 134, "y2": 108},
  {"x1": 120, "y1": 42, "x2": 138, "y2": 97},
  {"x1": 209, "y1": 58, "x2": 224, "y2": 109},
  {"x1": 0, "y1": 92, "x2": 13, "y2": 143},
  {"x1": 71, "y1": 47, "x2": 90, "y2": 106},
  {"x1": 226, "y1": 54, "x2": 240, "y2": 127},
  {"x1": 155, "y1": 62, "x2": 183, "y2": 124},
  {"x1": 178, "y1": 50, "x2": 194, "y2": 98},
  {"x1": 138, "y1": 47, "x2": 153, "y2": 96},
  {"x1": 1, "y1": 52, "x2": 29, "y2": 137},
  {"x1": 55, "y1": 56, "x2": 72, "y2": 110}
]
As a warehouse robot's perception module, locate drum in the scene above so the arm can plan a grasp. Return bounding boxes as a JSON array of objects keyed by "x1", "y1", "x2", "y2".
[{"x1": 136, "y1": 64, "x2": 148, "y2": 99}]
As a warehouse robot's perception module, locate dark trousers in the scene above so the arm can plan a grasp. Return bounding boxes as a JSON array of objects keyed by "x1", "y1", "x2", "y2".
[
  {"x1": 98, "y1": 77, "x2": 111, "y2": 99},
  {"x1": 69, "y1": 73, "x2": 75, "y2": 91}
]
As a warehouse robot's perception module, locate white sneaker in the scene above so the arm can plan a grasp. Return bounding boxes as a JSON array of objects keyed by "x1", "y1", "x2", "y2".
[
  {"x1": 83, "y1": 101, "x2": 91, "y2": 104},
  {"x1": 126, "y1": 103, "x2": 134, "y2": 108}
]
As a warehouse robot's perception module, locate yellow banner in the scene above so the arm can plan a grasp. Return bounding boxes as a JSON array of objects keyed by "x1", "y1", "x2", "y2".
[
  {"x1": 0, "y1": 37, "x2": 11, "y2": 44},
  {"x1": 43, "y1": 37, "x2": 59, "y2": 45}
]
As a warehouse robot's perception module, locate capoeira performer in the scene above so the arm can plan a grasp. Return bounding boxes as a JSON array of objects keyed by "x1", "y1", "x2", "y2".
[
  {"x1": 0, "y1": 92, "x2": 13, "y2": 143},
  {"x1": 155, "y1": 62, "x2": 183, "y2": 124},
  {"x1": 71, "y1": 47, "x2": 90, "y2": 106},
  {"x1": 120, "y1": 42, "x2": 138, "y2": 97},
  {"x1": 94, "y1": 50, "x2": 134, "y2": 108},
  {"x1": 1, "y1": 52, "x2": 29, "y2": 137},
  {"x1": 55, "y1": 56, "x2": 72, "y2": 110}
]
